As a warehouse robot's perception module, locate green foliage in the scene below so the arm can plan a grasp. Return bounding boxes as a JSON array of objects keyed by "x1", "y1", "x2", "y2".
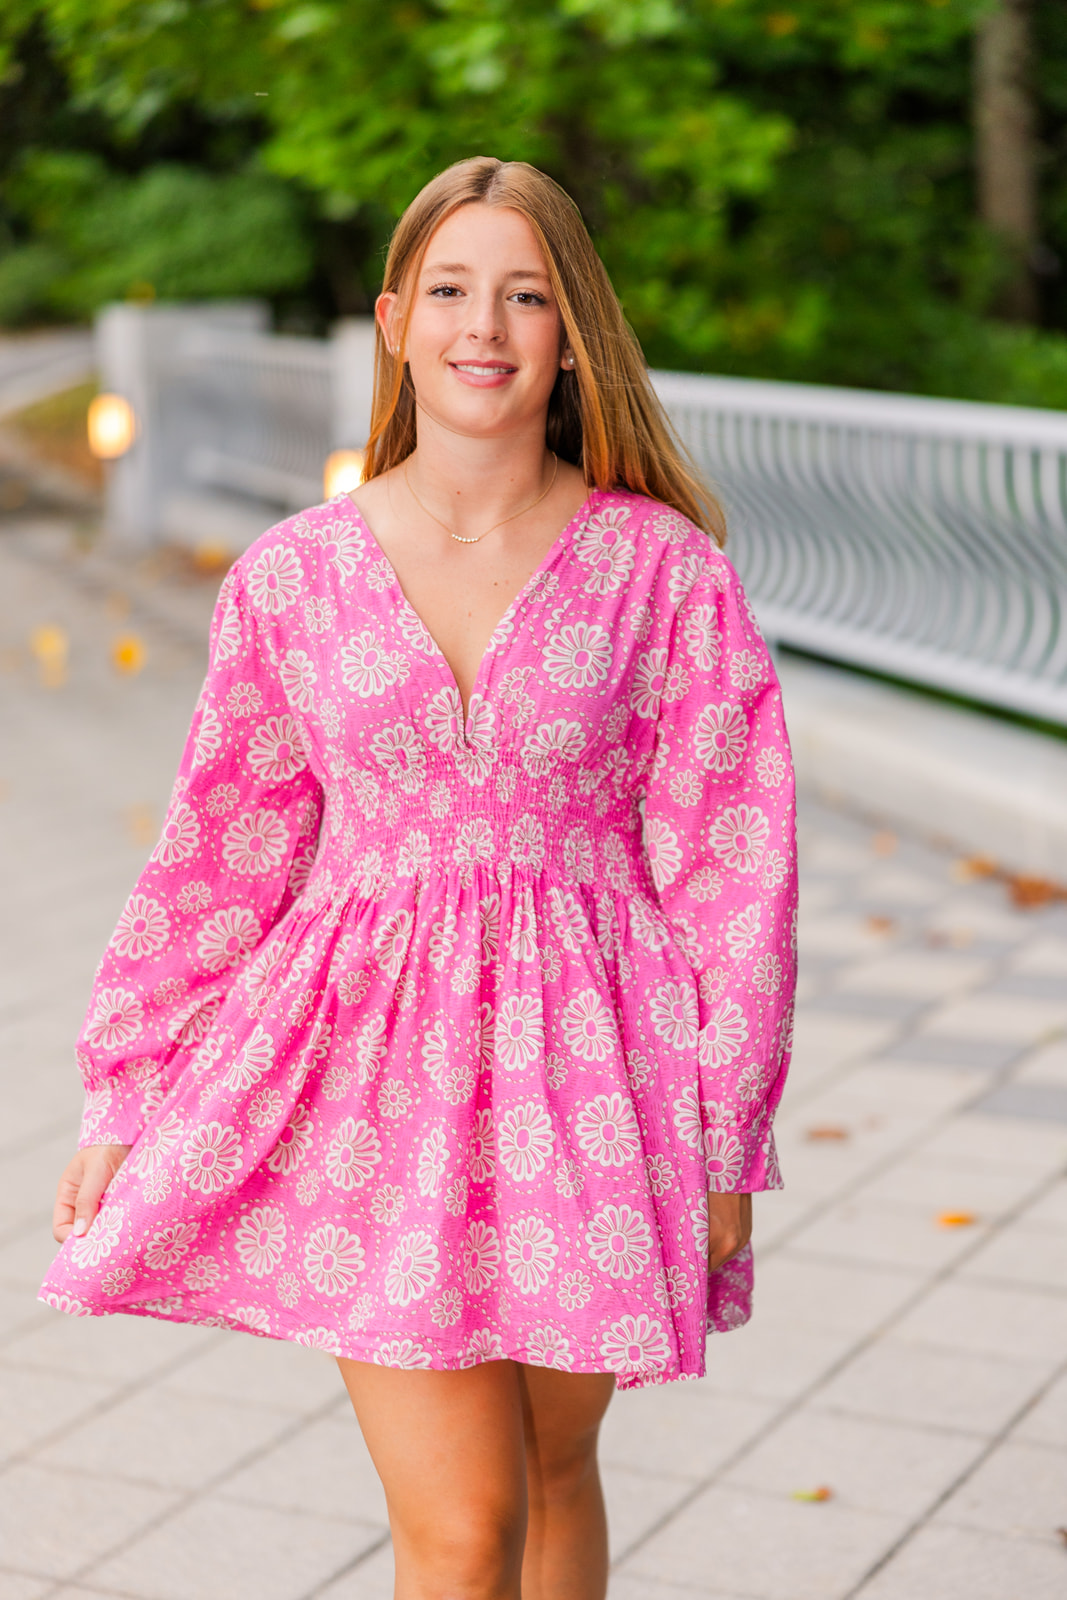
[
  {"x1": 6, "y1": 0, "x2": 1067, "y2": 408},
  {"x1": 0, "y1": 154, "x2": 311, "y2": 320}
]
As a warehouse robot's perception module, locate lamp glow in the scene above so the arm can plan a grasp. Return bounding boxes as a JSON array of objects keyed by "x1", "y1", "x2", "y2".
[
  {"x1": 324, "y1": 449, "x2": 365, "y2": 498},
  {"x1": 88, "y1": 393, "x2": 137, "y2": 460}
]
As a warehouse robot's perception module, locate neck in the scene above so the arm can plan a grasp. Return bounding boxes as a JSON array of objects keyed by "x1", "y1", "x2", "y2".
[{"x1": 406, "y1": 407, "x2": 554, "y2": 537}]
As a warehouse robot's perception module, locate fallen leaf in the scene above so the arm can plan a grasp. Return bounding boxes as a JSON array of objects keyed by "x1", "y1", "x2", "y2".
[
  {"x1": 865, "y1": 914, "x2": 895, "y2": 935},
  {"x1": 936, "y1": 1211, "x2": 977, "y2": 1229},
  {"x1": 1006, "y1": 875, "x2": 1060, "y2": 910},
  {"x1": 193, "y1": 540, "x2": 232, "y2": 575},
  {"x1": 952, "y1": 854, "x2": 998, "y2": 883},
  {"x1": 124, "y1": 804, "x2": 156, "y2": 846},
  {"x1": 948, "y1": 928, "x2": 975, "y2": 948},
  {"x1": 111, "y1": 633, "x2": 147, "y2": 675},
  {"x1": 872, "y1": 830, "x2": 897, "y2": 857},
  {"x1": 806, "y1": 1125, "x2": 850, "y2": 1142},
  {"x1": 1055, "y1": 1526, "x2": 1067, "y2": 1547},
  {"x1": 792, "y1": 1486, "x2": 834, "y2": 1502},
  {"x1": 30, "y1": 623, "x2": 69, "y2": 687},
  {"x1": 105, "y1": 591, "x2": 130, "y2": 619}
]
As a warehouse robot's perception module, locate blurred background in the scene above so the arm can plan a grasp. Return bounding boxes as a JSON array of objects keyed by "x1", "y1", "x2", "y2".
[{"x1": 2, "y1": 7, "x2": 1067, "y2": 1599}]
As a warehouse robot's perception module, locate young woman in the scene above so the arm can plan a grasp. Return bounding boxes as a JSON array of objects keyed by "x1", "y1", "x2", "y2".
[{"x1": 46, "y1": 157, "x2": 796, "y2": 1600}]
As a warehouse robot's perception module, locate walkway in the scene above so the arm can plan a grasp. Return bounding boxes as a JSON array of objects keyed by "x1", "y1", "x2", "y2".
[{"x1": 1, "y1": 516, "x2": 1065, "y2": 1600}]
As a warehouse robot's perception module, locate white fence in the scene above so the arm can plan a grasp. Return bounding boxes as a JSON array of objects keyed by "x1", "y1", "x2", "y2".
[{"x1": 96, "y1": 305, "x2": 1067, "y2": 726}]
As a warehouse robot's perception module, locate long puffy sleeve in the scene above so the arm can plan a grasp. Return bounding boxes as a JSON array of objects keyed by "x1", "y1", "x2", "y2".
[
  {"x1": 76, "y1": 564, "x2": 324, "y2": 1149},
  {"x1": 641, "y1": 558, "x2": 797, "y2": 1193}
]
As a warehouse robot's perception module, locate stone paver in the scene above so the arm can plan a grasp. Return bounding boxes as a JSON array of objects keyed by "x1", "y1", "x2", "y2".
[{"x1": 1, "y1": 518, "x2": 1066, "y2": 1599}]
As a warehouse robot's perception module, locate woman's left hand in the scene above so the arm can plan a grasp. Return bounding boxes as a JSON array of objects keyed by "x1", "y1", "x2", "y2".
[{"x1": 706, "y1": 1192, "x2": 752, "y2": 1273}]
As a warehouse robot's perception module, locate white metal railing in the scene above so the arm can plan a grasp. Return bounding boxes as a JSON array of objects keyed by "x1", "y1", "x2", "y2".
[
  {"x1": 654, "y1": 372, "x2": 1067, "y2": 726},
  {"x1": 95, "y1": 306, "x2": 1067, "y2": 726}
]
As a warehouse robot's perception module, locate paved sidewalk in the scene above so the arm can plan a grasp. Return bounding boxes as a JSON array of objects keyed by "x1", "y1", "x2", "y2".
[{"x1": 1, "y1": 519, "x2": 1065, "y2": 1600}]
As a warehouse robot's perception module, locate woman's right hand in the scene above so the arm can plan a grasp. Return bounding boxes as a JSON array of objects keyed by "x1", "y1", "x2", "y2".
[{"x1": 53, "y1": 1144, "x2": 132, "y2": 1244}]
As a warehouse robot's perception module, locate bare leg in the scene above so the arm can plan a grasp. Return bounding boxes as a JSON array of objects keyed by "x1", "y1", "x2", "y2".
[
  {"x1": 337, "y1": 1357, "x2": 527, "y2": 1600},
  {"x1": 518, "y1": 1366, "x2": 615, "y2": 1600}
]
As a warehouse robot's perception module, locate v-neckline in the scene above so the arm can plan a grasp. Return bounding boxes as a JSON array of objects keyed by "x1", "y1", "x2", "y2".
[{"x1": 339, "y1": 487, "x2": 600, "y2": 733}]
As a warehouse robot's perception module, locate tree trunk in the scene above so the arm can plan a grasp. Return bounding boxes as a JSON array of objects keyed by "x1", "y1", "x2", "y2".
[{"x1": 974, "y1": 0, "x2": 1038, "y2": 322}]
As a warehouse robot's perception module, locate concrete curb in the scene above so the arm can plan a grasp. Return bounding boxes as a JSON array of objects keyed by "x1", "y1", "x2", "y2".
[{"x1": 779, "y1": 654, "x2": 1067, "y2": 882}]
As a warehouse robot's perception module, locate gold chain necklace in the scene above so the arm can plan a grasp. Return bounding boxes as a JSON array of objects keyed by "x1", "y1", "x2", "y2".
[{"x1": 403, "y1": 452, "x2": 559, "y2": 546}]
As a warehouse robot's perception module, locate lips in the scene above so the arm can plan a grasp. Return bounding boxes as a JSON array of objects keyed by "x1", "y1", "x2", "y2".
[{"x1": 451, "y1": 362, "x2": 518, "y2": 375}]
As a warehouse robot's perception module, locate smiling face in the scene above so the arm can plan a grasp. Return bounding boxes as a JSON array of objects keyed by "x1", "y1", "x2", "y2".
[{"x1": 377, "y1": 203, "x2": 573, "y2": 443}]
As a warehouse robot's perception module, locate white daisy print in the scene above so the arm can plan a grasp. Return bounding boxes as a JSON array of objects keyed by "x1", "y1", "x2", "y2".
[
  {"x1": 416, "y1": 1126, "x2": 449, "y2": 1197},
  {"x1": 508, "y1": 888, "x2": 539, "y2": 963},
  {"x1": 370, "y1": 1183, "x2": 405, "y2": 1225},
  {"x1": 497, "y1": 1101, "x2": 556, "y2": 1182},
  {"x1": 370, "y1": 723, "x2": 427, "y2": 794},
  {"x1": 129, "y1": 1110, "x2": 184, "y2": 1176},
  {"x1": 705, "y1": 1128, "x2": 746, "y2": 1191},
  {"x1": 376, "y1": 1338, "x2": 434, "y2": 1369},
  {"x1": 144, "y1": 1219, "x2": 199, "y2": 1270},
  {"x1": 548, "y1": 888, "x2": 588, "y2": 953},
  {"x1": 385, "y1": 1229, "x2": 440, "y2": 1306},
  {"x1": 462, "y1": 1220, "x2": 502, "y2": 1294},
  {"x1": 557, "y1": 1271, "x2": 594, "y2": 1311},
  {"x1": 683, "y1": 603, "x2": 721, "y2": 670},
  {"x1": 305, "y1": 1223, "x2": 366, "y2": 1296},
  {"x1": 494, "y1": 995, "x2": 544, "y2": 1070},
  {"x1": 468, "y1": 1108, "x2": 496, "y2": 1182},
  {"x1": 280, "y1": 649, "x2": 317, "y2": 712},
  {"x1": 179, "y1": 1122, "x2": 244, "y2": 1195},
  {"x1": 729, "y1": 648, "x2": 767, "y2": 691},
  {"x1": 648, "y1": 980, "x2": 698, "y2": 1051},
  {"x1": 574, "y1": 1093, "x2": 641, "y2": 1167},
  {"x1": 235, "y1": 1205, "x2": 287, "y2": 1278},
  {"x1": 668, "y1": 555, "x2": 706, "y2": 605},
  {"x1": 69, "y1": 1204, "x2": 125, "y2": 1269},
  {"x1": 247, "y1": 545, "x2": 303, "y2": 613},
  {"x1": 377, "y1": 1077, "x2": 413, "y2": 1120},
  {"x1": 698, "y1": 998, "x2": 750, "y2": 1069},
  {"x1": 542, "y1": 622, "x2": 612, "y2": 688},
  {"x1": 324, "y1": 1117, "x2": 382, "y2": 1190},
  {"x1": 693, "y1": 702, "x2": 748, "y2": 773},
  {"x1": 224, "y1": 1023, "x2": 275, "y2": 1091},
  {"x1": 725, "y1": 903, "x2": 762, "y2": 960},
  {"x1": 522, "y1": 717, "x2": 586, "y2": 777},
  {"x1": 761, "y1": 849, "x2": 789, "y2": 891},
  {"x1": 266, "y1": 1104, "x2": 314, "y2": 1174},
  {"x1": 221, "y1": 809, "x2": 289, "y2": 875},
  {"x1": 456, "y1": 695, "x2": 497, "y2": 786},
  {"x1": 585, "y1": 1203, "x2": 653, "y2": 1280},
  {"x1": 247, "y1": 715, "x2": 307, "y2": 783},
  {"x1": 317, "y1": 518, "x2": 363, "y2": 576},
  {"x1": 561, "y1": 988, "x2": 616, "y2": 1063},
  {"x1": 755, "y1": 746, "x2": 787, "y2": 787},
  {"x1": 525, "y1": 1326, "x2": 575, "y2": 1369},
  {"x1": 575, "y1": 509, "x2": 635, "y2": 594},
  {"x1": 505, "y1": 1215, "x2": 559, "y2": 1295},
  {"x1": 645, "y1": 818, "x2": 684, "y2": 891},
  {"x1": 339, "y1": 629, "x2": 407, "y2": 697},
  {"x1": 599, "y1": 1314, "x2": 671, "y2": 1371},
  {"x1": 112, "y1": 896, "x2": 170, "y2": 961},
  {"x1": 374, "y1": 909, "x2": 414, "y2": 979},
  {"x1": 630, "y1": 649, "x2": 667, "y2": 718},
  {"x1": 85, "y1": 987, "x2": 143, "y2": 1049},
  {"x1": 196, "y1": 906, "x2": 261, "y2": 973},
  {"x1": 707, "y1": 803, "x2": 771, "y2": 873},
  {"x1": 154, "y1": 801, "x2": 200, "y2": 867},
  {"x1": 461, "y1": 1328, "x2": 506, "y2": 1367},
  {"x1": 509, "y1": 814, "x2": 546, "y2": 873},
  {"x1": 753, "y1": 952, "x2": 783, "y2": 994}
]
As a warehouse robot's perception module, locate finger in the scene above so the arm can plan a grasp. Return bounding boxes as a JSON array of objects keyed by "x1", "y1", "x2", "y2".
[
  {"x1": 53, "y1": 1155, "x2": 85, "y2": 1243},
  {"x1": 71, "y1": 1155, "x2": 116, "y2": 1238}
]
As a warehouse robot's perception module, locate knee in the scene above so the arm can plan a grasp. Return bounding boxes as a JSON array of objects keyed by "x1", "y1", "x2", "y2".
[
  {"x1": 396, "y1": 1504, "x2": 525, "y2": 1598},
  {"x1": 528, "y1": 1429, "x2": 600, "y2": 1509}
]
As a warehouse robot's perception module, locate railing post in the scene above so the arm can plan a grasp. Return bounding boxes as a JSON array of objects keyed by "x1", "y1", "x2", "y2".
[{"x1": 332, "y1": 318, "x2": 377, "y2": 453}]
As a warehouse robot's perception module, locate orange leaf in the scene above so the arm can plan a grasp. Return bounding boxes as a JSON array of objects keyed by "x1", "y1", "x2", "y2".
[
  {"x1": 936, "y1": 1211, "x2": 976, "y2": 1229},
  {"x1": 111, "y1": 633, "x2": 147, "y2": 676},
  {"x1": 872, "y1": 831, "x2": 897, "y2": 857},
  {"x1": 792, "y1": 1486, "x2": 834, "y2": 1502},
  {"x1": 806, "y1": 1126, "x2": 850, "y2": 1142},
  {"x1": 865, "y1": 914, "x2": 895, "y2": 935}
]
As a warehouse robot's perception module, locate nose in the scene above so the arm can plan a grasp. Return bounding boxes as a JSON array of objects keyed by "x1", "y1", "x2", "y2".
[{"x1": 462, "y1": 285, "x2": 507, "y2": 347}]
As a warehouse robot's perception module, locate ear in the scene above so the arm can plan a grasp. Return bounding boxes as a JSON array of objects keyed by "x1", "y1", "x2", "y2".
[{"x1": 376, "y1": 292, "x2": 399, "y2": 356}]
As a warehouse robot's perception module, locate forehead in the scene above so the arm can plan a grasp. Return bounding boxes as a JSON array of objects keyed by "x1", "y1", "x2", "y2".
[{"x1": 422, "y1": 203, "x2": 547, "y2": 272}]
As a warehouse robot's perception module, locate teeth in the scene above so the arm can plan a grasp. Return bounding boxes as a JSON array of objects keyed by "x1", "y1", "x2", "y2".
[{"x1": 455, "y1": 364, "x2": 513, "y2": 375}]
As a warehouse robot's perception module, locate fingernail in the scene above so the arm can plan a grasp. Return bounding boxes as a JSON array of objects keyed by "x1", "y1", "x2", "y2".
[{"x1": 72, "y1": 1218, "x2": 88, "y2": 1237}]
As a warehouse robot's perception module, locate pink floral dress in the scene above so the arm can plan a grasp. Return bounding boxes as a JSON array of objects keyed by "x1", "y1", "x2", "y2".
[{"x1": 40, "y1": 488, "x2": 796, "y2": 1389}]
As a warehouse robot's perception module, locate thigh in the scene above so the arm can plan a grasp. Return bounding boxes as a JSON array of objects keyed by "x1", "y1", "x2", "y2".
[
  {"x1": 337, "y1": 1356, "x2": 527, "y2": 1537},
  {"x1": 518, "y1": 1366, "x2": 616, "y2": 1473}
]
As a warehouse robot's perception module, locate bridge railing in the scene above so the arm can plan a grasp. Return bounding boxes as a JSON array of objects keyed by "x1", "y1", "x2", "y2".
[
  {"x1": 96, "y1": 305, "x2": 1067, "y2": 726},
  {"x1": 654, "y1": 372, "x2": 1067, "y2": 726}
]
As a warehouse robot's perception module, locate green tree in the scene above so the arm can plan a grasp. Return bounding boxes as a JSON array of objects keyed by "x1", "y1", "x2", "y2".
[{"x1": 7, "y1": 0, "x2": 1067, "y2": 404}]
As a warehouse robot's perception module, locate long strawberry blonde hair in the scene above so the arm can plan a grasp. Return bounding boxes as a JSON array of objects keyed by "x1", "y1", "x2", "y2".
[{"x1": 362, "y1": 156, "x2": 726, "y2": 546}]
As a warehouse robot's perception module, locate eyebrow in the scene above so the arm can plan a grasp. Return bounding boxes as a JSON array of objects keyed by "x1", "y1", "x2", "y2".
[{"x1": 424, "y1": 261, "x2": 550, "y2": 281}]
